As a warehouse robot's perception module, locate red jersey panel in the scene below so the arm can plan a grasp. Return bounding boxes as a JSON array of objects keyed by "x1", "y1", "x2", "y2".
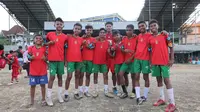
[
  {"x1": 12, "y1": 56, "x2": 19, "y2": 68},
  {"x1": 122, "y1": 36, "x2": 138, "y2": 62},
  {"x1": 82, "y1": 37, "x2": 95, "y2": 61},
  {"x1": 93, "y1": 40, "x2": 109, "y2": 64},
  {"x1": 66, "y1": 36, "x2": 83, "y2": 62},
  {"x1": 149, "y1": 34, "x2": 169, "y2": 65},
  {"x1": 46, "y1": 32, "x2": 68, "y2": 61},
  {"x1": 106, "y1": 33, "x2": 113, "y2": 42},
  {"x1": 114, "y1": 42, "x2": 124, "y2": 64},
  {"x1": 135, "y1": 33, "x2": 152, "y2": 60},
  {"x1": 28, "y1": 46, "x2": 47, "y2": 76}
]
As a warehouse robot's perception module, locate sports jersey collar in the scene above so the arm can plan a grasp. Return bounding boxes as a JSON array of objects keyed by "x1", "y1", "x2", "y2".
[
  {"x1": 72, "y1": 34, "x2": 79, "y2": 38},
  {"x1": 151, "y1": 32, "x2": 161, "y2": 37},
  {"x1": 55, "y1": 31, "x2": 63, "y2": 36}
]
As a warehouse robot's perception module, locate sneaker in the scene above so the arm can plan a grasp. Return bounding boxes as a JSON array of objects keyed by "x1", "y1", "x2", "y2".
[
  {"x1": 105, "y1": 92, "x2": 114, "y2": 98},
  {"x1": 74, "y1": 93, "x2": 81, "y2": 100},
  {"x1": 119, "y1": 93, "x2": 128, "y2": 99},
  {"x1": 92, "y1": 90, "x2": 99, "y2": 98},
  {"x1": 141, "y1": 96, "x2": 147, "y2": 102},
  {"x1": 153, "y1": 99, "x2": 166, "y2": 106},
  {"x1": 117, "y1": 92, "x2": 122, "y2": 97},
  {"x1": 165, "y1": 104, "x2": 176, "y2": 112},
  {"x1": 136, "y1": 98, "x2": 144, "y2": 105},
  {"x1": 113, "y1": 87, "x2": 118, "y2": 95},
  {"x1": 129, "y1": 92, "x2": 136, "y2": 99},
  {"x1": 84, "y1": 92, "x2": 91, "y2": 97},
  {"x1": 64, "y1": 95, "x2": 69, "y2": 102},
  {"x1": 15, "y1": 80, "x2": 19, "y2": 84},
  {"x1": 8, "y1": 82, "x2": 13, "y2": 85},
  {"x1": 58, "y1": 94, "x2": 64, "y2": 103},
  {"x1": 46, "y1": 97, "x2": 53, "y2": 106}
]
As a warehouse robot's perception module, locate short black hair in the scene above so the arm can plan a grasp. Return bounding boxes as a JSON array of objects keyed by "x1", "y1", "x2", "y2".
[
  {"x1": 34, "y1": 34, "x2": 42, "y2": 38},
  {"x1": 74, "y1": 23, "x2": 82, "y2": 29},
  {"x1": 126, "y1": 24, "x2": 134, "y2": 30},
  {"x1": 138, "y1": 21, "x2": 147, "y2": 26},
  {"x1": 149, "y1": 19, "x2": 158, "y2": 26},
  {"x1": 85, "y1": 25, "x2": 93, "y2": 29},
  {"x1": 55, "y1": 17, "x2": 64, "y2": 23},
  {"x1": 9, "y1": 50, "x2": 13, "y2": 54},
  {"x1": 112, "y1": 30, "x2": 120, "y2": 37},
  {"x1": 99, "y1": 28, "x2": 106, "y2": 32},
  {"x1": 105, "y1": 22, "x2": 113, "y2": 26},
  {"x1": 0, "y1": 44, "x2": 4, "y2": 50},
  {"x1": 18, "y1": 46, "x2": 22, "y2": 49}
]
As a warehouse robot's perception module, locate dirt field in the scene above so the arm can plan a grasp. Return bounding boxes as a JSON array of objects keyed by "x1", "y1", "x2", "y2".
[{"x1": 0, "y1": 64, "x2": 200, "y2": 112}]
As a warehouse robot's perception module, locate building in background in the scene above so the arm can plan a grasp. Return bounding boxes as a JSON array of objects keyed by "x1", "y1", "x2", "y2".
[
  {"x1": 80, "y1": 13, "x2": 125, "y2": 22},
  {"x1": 184, "y1": 21, "x2": 200, "y2": 44},
  {"x1": 1, "y1": 25, "x2": 26, "y2": 45}
]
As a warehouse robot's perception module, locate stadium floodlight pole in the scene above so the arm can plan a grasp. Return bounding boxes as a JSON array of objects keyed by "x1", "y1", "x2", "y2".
[
  {"x1": 149, "y1": 0, "x2": 151, "y2": 21},
  {"x1": 172, "y1": 1, "x2": 175, "y2": 44}
]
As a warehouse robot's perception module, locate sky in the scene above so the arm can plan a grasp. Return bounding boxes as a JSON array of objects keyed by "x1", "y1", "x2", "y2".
[
  {"x1": 0, "y1": 0, "x2": 145, "y2": 31},
  {"x1": 0, "y1": 0, "x2": 199, "y2": 31}
]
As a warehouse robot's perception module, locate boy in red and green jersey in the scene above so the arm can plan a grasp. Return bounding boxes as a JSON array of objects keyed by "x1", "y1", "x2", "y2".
[
  {"x1": 45, "y1": 18, "x2": 68, "y2": 106},
  {"x1": 134, "y1": 21, "x2": 152, "y2": 105},
  {"x1": 111, "y1": 30, "x2": 124, "y2": 96},
  {"x1": 79, "y1": 25, "x2": 95, "y2": 97},
  {"x1": 105, "y1": 22, "x2": 117, "y2": 94},
  {"x1": 149, "y1": 19, "x2": 176, "y2": 112},
  {"x1": 64, "y1": 23, "x2": 86, "y2": 101},
  {"x1": 118, "y1": 24, "x2": 138, "y2": 99},
  {"x1": 92, "y1": 28, "x2": 114, "y2": 98}
]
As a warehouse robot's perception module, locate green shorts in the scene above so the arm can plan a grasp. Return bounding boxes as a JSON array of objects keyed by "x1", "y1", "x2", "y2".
[
  {"x1": 119, "y1": 62, "x2": 135, "y2": 73},
  {"x1": 49, "y1": 61, "x2": 64, "y2": 76},
  {"x1": 134, "y1": 59, "x2": 151, "y2": 74},
  {"x1": 92, "y1": 64, "x2": 108, "y2": 73},
  {"x1": 67, "y1": 62, "x2": 83, "y2": 73},
  {"x1": 115, "y1": 64, "x2": 123, "y2": 73},
  {"x1": 151, "y1": 65, "x2": 170, "y2": 78},
  {"x1": 81, "y1": 61, "x2": 93, "y2": 73}
]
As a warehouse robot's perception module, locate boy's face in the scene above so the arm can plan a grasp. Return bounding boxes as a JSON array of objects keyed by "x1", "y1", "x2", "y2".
[
  {"x1": 34, "y1": 36, "x2": 43, "y2": 45},
  {"x1": 113, "y1": 33, "x2": 121, "y2": 42},
  {"x1": 73, "y1": 25, "x2": 82, "y2": 35},
  {"x1": 138, "y1": 23, "x2": 147, "y2": 33},
  {"x1": 105, "y1": 24, "x2": 113, "y2": 32},
  {"x1": 99, "y1": 30, "x2": 106, "y2": 38},
  {"x1": 54, "y1": 21, "x2": 64, "y2": 31},
  {"x1": 85, "y1": 28, "x2": 93, "y2": 36},
  {"x1": 150, "y1": 23, "x2": 159, "y2": 33},
  {"x1": 126, "y1": 27, "x2": 133, "y2": 36}
]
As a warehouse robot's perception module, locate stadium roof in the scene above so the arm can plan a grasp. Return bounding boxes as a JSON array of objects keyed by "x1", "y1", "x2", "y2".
[
  {"x1": 0, "y1": 0, "x2": 55, "y2": 32},
  {"x1": 137, "y1": 0, "x2": 199, "y2": 31}
]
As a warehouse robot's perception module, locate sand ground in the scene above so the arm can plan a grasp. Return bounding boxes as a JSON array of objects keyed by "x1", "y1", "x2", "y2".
[{"x1": 0, "y1": 64, "x2": 200, "y2": 112}]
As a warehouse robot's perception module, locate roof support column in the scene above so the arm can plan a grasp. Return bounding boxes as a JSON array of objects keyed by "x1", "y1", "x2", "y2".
[{"x1": 148, "y1": 0, "x2": 151, "y2": 21}]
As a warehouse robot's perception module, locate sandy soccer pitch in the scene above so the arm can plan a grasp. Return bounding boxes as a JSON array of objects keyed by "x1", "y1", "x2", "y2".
[{"x1": 0, "y1": 64, "x2": 200, "y2": 112}]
